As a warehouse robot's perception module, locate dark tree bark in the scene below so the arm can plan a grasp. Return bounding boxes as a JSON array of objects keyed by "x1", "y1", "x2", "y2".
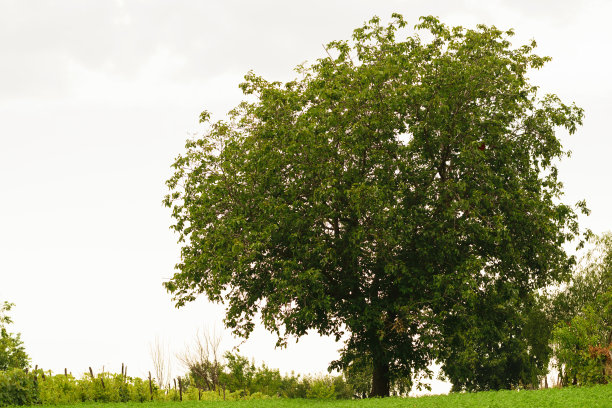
[{"x1": 371, "y1": 359, "x2": 390, "y2": 397}]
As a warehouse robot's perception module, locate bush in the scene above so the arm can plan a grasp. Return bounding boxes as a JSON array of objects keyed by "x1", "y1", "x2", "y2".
[
  {"x1": 218, "y1": 352, "x2": 353, "y2": 399},
  {"x1": 35, "y1": 371, "x2": 153, "y2": 404},
  {"x1": 38, "y1": 372, "x2": 80, "y2": 404},
  {"x1": 305, "y1": 376, "x2": 335, "y2": 399},
  {"x1": 553, "y1": 289, "x2": 612, "y2": 385},
  {"x1": 0, "y1": 368, "x2": 38, "y2": 406},
  {"x1": 552, "y1": 233, "x2": 612, "y2": 386}
]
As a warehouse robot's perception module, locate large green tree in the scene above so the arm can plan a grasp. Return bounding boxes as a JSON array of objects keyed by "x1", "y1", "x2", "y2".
[{"x1": 164, "y1": 15, "x2": 585, "y2": 396}]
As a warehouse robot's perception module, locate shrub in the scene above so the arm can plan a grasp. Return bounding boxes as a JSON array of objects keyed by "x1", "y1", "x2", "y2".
[
  {"x1": 553, "y1": 289, "x2": 612, "y2": 385},
  {"x1": 0, "y1": 368, "x2": 38, "y2": 407},
  {"x1": 38, "y1": 373, "x2": 80, "y2": 404},
  {"x1": 305, "y1": 376, "x2": 336, "y2": 399}
]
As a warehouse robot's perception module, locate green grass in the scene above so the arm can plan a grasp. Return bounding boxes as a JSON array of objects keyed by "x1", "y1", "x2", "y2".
[{"x1": 20, "y1": 384, "x2": 612, "y2": 408}]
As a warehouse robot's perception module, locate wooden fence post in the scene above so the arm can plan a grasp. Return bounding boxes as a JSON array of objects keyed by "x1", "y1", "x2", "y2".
[
  {"x1": 178, "y1": 377, "x2": 183, "y2": 401},
  {"x1": 148, "y1": 371, "x2": 153, "y2": 401},
  {"x1": 89, "y1": 366, "x2": 104, "y2": 388},
  {"x1": 223, "y1": 383, "x2": 226, "y2": 400},
  {"x1": 65, "y1": 368, "x2": 68, "y2": 377}
]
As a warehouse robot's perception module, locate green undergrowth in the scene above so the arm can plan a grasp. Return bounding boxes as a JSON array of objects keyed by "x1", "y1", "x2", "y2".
[{"x1": 15, "y1": 384, "x2": 612, "y2": 408}]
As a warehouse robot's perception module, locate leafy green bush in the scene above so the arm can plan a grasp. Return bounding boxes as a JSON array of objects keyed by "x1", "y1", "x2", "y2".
[
  {"x1": 305, "y1": 376, "x2": 335, "y2": 399},
  {"x1": 553, "y1": 289, "x2": 612, "y2": 385},
  {"x1": 220, "y1": 352, "x2": 255, "y2": 394},
  {"x1": 218, "y1": 352, "x2": 353, "y2": 399},
  {"x1": 0, "y1": 368, "x2": 38, "y2": 406},
  {"x1": 38, "y1": 372, "x2": 80, "y2": 404},
  {"x1": 36, "y1": 371, "x2": 153, "y2": 404},
  {"x1": 332, "y1": 375, "x2": 354, "y2": 399}
]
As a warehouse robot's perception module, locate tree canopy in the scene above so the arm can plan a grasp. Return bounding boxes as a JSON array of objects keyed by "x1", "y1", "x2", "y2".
[{"x1": 164, "y1": 15, "x2": 585, "y2": 396}]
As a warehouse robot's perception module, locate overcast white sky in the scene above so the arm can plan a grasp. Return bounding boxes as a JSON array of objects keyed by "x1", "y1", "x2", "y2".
[{"x1": 1, "y1": 0, "x2": 611, "y2": 396}]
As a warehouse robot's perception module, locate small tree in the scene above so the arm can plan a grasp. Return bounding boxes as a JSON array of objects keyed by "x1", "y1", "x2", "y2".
[
  {"x1": 177, "y1": 329, "x2": 223, "y2": 391},
  {"x1": 221, "y1": 352, "x2": 255, "y2": 394},
  {"x1": 553, "y1": 292, "x2": 612, "y2": 385},
  {"x1": 251, "y1": 363, "x2": 283, "y2": 396},
  {"x1": 552, "y1": 233, "x2": 612, "y2": 385},
  {"x1": 150, "y1": 337, "x2": 172, "y2": 390},
  {"x1": 0, "y1": 301, "x2": 29, "y2": 371}
]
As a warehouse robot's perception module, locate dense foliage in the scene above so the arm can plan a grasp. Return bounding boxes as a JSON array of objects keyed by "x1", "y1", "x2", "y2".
[
  {"x1": 0, "y1": 369, "x2": 38, "y2": 406},
  {"x1": 37, "y1": 371, "x2": 151, "y2": 405},
  {"x1": 440, "y1": 291, "x2": 553, "y2": 391},
  {"x1": 165, "y1": 14, "x2": 585, "y2": 396},
  {"x1": 0, "y1": 302, "x2": 29, "y2": 371}
]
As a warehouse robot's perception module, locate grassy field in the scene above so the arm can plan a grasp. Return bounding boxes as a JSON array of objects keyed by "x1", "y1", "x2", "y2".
[{"x1": 21, "y1": 384, "x2": 612, "y2": 408}]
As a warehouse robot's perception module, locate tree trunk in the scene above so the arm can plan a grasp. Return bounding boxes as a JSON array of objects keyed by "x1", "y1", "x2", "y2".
[{"x1": 371, "y1": 359, "x2": 390, "y2": 397}]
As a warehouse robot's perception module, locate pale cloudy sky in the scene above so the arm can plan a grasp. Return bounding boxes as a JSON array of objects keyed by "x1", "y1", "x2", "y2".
[{"x1": 1, "y1": 0, "x2": 610, "y2": 395}]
